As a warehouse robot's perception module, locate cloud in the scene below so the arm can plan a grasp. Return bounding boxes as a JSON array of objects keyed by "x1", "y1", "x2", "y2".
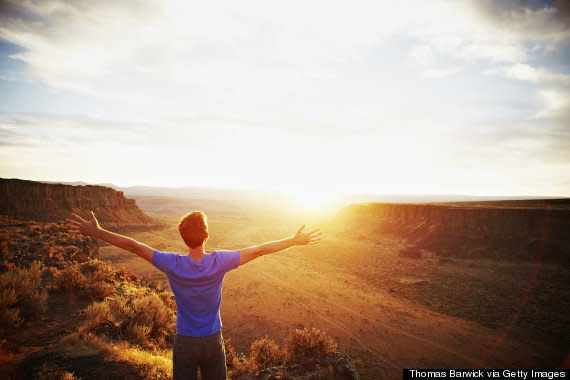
[
  {"x1": 536, "y1": 90, "x2": 570, "y2": 124},
  {"x1": 485, "y1": 63, "x2": 570, "y2": 88},
  {"x1": 1, "y1": 0, "x2": 565, "y2": 99},
  {"x1": 0, "y1": 112, "x2": 153, "y2": 148},
  {"x1": 0, "y1": 112, "x2": 304, "y2": 150},
  {"x1": 471, "y1": 0, "x2": 570, "y2": 41},
  {"x1": 0, "y1": 72, "x2": 30, "y2": 82},
  {"x1": 1, "y1": 0, "x2": 570, "y2": 194},
  {"x1": 410, "y1": 45, "x2": 436, "y2": 66},
  {"x1": 424, "y1": 66, "x2": 465, "y2": 79},
  {"x1": 0, "y1": 1, "x2": 568, "y2": 118},
  {"x1": 484, "y1": 63, "x2": 570, "y2": 131},
  {"x1": 554, "y1": 0, "x2": 570, "y2": 26},
  {"x1": 0, "y1": 0, "x2": 160, "y2": 95}
]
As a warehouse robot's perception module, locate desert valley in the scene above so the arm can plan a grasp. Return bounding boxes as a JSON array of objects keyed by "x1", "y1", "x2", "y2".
[{"x1": 0, "y1": 178, "x2": 568, "y2": 379}]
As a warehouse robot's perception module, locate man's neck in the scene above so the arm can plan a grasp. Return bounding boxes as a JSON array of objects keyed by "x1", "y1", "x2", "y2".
[{"x1": 188, "y1": 245, "x2": 206, "y2": 262}]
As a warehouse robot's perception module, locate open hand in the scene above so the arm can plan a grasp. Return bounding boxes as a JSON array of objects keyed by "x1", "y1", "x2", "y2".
[
  {"x1": 65, "y1": 211, "x2": 101, "y2": 237},
  {"x1": 292, "y1": 225, "x2": 321, "y2": 246}
]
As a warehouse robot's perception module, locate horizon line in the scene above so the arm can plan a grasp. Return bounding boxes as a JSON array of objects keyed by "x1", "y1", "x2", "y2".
[{"x1": 2, "y1": 176, "x2": 568, "y2": 200}]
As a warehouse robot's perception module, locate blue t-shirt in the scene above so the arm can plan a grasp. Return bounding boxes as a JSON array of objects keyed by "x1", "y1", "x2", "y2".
[{"x1": 152, "y1": 249, "x2": 240, "y2": 337}]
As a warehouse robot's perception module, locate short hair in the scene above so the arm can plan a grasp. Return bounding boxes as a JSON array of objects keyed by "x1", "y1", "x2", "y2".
[{"x1": 178, "y1": 211, "x2": 208, "y2": 248}]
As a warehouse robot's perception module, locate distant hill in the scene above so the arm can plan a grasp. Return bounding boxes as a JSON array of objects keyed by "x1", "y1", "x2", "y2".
[{"x1": 0, "y1": 178, "x2": 157, "y2": 227}]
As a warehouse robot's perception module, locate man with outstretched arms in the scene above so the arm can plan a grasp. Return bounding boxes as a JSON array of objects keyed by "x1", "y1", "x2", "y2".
[{"x1": 66, "y1": 210, "x2": 321, "y2": 380}]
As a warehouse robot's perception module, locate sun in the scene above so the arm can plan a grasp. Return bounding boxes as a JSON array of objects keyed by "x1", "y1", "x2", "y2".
[{"x1": 288, "y1": 190, "x2": 337, "y2": 210}]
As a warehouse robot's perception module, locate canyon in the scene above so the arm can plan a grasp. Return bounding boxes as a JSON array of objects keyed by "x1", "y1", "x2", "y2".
[{"x1": 0, "y1": 178, "x2": 157, "y2": 229}]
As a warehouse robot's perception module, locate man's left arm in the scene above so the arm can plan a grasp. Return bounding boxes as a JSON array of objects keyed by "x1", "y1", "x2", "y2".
[
  {"x1": 65, "y1": 211, "x2": 155, "y2": 263},
  {"x1": 238, "y1": 225, "x2": 321, "y2": 266}
]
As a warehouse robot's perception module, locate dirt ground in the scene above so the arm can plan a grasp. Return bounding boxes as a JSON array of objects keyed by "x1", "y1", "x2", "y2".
[{"x1": 99, "y1": 208, "x2": 569, "y2": 378}]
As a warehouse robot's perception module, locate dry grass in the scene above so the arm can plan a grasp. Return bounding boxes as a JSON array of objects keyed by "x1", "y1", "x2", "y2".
[
  {"x1": 0, "y1": 221, "x2": 175, "y2": 378},
  {"x1": 80, "y1": 260, "x2": 116, "y2": 282},
  {"x1": 248, "y1": 336, "x2": 284, "y2": 373},
  {"x1": 57, "y1": 332, "x2": 171, "y2": 379},
  {"x1": 57, "y1": 265, "x2": 87, "y2": 293},
  {"x1": 82, "y1": 289, "x2": 176, "y2": 349},
  {"x1": 226, "y1": 328, "x2": 337, "y2": 377},
  {"x1": 5, "y1": 202, "x2": 567, "y2": 378},
  {"x1": 86, "y1": 281, "x2": 115, "y2": 300},
  {"x1": 64, "y1": 332, "x2": 172, "y2": 379},
  {"x1": 285, "y1": 327, "x2": 338, "y2": 362},
  {"x1": 0, "y1": 288, "x2": 20, "y2": 330},
  {"x1": 0, "y1": 222, "x2": 98, "y2": 267},
  {"x1": 109, "y1": 340, "x2": 172, "y2": 379},
  {"x1": 224, "y1": 338, "x2": 239, "y2": 368},
  {"x1": 0, "y1": 260, "x2": 47, "y2": 331},
  {"x1": 34, "y1": 364, "x2": 78, "y2": 380},
  {"x1": 56, "y1": 260, "x2": 116, "y2": 301}
]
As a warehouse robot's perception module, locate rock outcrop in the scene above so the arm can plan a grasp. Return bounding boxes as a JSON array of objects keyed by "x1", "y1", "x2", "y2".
[
  {"x1": 0, "y1": 178, "x2": 156, "y2": 227},
  {"x1": 336, "y1": 199, "x2": 570, "y2": 266}
]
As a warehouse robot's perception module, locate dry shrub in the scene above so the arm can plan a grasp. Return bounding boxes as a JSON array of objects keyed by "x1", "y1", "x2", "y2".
[
  {"x1": 0, "y1": 260, "x2": 18, "y2": 273},
  {"x1": 34, "y1": 364, "x2": 78, "y2": 380},
  {"x1": 0, "y1": 261, "x2": 47, "y2": 330},
  {"x1": 86, "y1": 282, "x2": 115, "y2": 300},
  {"x1": 19, "y1": 261, "x2": 49, "y2": 321},
  {"x1": 127, "y1": 292, "x2": 175, "y2": 348},
  {"x1": 84, "y1": 291, "x2": 176, "y2": 349},
  {"x1": 57, "y1": 265, "x2": 87, "y2": 293},
  {"x1": 73, "y1": 252, "x2": 89, "y2": 263},
  {"x1": 225, "y1": 338, "x2": 238, "y2": 368},
  {"x1": 83, "y1": 301, "x2": 110, "y2": 331},
  {"x1": 80, "y1": 260, "x2": 116, "y2": 300},
  {"x1": 116, "y1": 269, "x2": 138, "y2": 282},
  {"x1": 248, "y1": 336, "x2": 284, "y2": 374},
  {"x1": 56, "y1": 261, "x2": 116, "y2": 300},
  {"x1": 158, "y1": 290, "x2": 176, "y2": 310},
  {"x1": 227, "y1": 328, "x2": 338, "y2": 376},
  {"x1": 285, "y1": 327, "x2": 337, "y2": 362},
  {"x1": 79, "y1": 260, "x2": 115, "y2": 282},
  {"x1": 0, "y1": 288, "x2": 21, "y2": 329},
  {"x1": 29, "y1": 227, "x2": 41, "y2": 238},
  {"x1": 225, "y1": 338, "x2": 248, "y2": 377},
  {"x1": 129, "y1": 324, "x2": 152, "y2": 346},
  {"x1": 1, "y1": 240, "x2": 9, "y2": 258},
  {"x1": 48, "y1": 246, "x2": 64, "y2": 260},
  {"x1": 64, "y1": 245, "x2": 79, "y2": 257},
  {"x1": 107, "y1": 295, "x2": 132, "y2": 323},
  {"x1": 44, "y1": 266, "x2": 60, "y2": 279}
]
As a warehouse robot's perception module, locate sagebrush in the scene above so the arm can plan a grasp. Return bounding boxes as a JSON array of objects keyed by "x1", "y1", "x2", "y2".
[{"x1": 0, "y1": 260, "x2": 47, "y2": 330}]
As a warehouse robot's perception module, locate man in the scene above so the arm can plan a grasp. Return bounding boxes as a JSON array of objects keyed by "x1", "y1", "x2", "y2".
[{"x1": 65, "y1": 210, "x2": 321, "y2": 380}]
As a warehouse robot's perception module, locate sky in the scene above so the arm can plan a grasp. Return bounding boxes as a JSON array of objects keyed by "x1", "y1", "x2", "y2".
[{"x1": 1, "y1": 0, "x2": 569, "y2": 199}]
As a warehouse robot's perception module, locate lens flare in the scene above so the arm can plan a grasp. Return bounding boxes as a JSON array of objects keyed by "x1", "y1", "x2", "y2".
[{"x1": 289, "y1": 190, "x2": 336, "y2": 209}]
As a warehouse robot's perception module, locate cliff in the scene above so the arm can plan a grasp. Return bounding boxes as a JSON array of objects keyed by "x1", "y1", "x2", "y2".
[
  {"x1": 336, "y1": 199, "x2": 570, "y2": 266},
  {"x1": 0, "y1": 178, "x2": 156, "y2": 227}
]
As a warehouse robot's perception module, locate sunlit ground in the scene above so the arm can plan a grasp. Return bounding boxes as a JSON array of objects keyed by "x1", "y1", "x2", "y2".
[{"x1": 96, "y1": 203, "x2": 569, "y2": 378}]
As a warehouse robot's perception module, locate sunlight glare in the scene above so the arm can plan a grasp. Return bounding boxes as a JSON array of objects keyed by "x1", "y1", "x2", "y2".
[{"x1": 289, "y1": 190, "x2": 336, "y2": 210}]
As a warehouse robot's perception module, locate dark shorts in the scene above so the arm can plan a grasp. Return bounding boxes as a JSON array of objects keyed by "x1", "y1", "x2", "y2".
[{"x1": 173, "y1": 330, "x2": 227, "y2": 380}]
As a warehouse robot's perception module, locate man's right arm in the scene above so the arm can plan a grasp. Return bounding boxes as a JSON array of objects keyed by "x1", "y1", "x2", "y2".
[
  {"x1": 238, "y1": 225, "x2": 320, "y2": 266},
  {"x1": 66, "y1": 211, "x2": 156, "y2": 264}
]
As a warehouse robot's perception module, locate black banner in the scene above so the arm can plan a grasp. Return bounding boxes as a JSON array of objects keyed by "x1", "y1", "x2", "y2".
[{"x1": 403, "y1": 369, "x2": 569, "y2": 380}]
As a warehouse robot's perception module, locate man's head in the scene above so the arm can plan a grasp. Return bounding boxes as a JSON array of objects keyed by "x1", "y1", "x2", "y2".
[{"x1": 178, "y1": 211, "x2": 209, "y2": 248}]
